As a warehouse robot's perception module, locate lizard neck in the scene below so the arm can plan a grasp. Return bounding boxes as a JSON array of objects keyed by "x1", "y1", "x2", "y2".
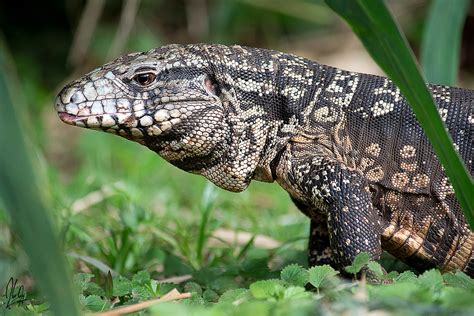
[{"x1": 212, "y1": 48, "x2": 329, "y2": 183}]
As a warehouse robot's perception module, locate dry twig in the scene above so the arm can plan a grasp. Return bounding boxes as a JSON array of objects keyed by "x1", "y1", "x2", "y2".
[
  {"x1": 67, "y1": 0, "x2": 106, "y2": 68},
  {"x1": 107, "y1": 0, "x2": 141, "y2": 59},
  {"x1": 70, "y1": 182, "x2": 124, "y2": 214},
  {"x1": 210, "y1": 228, "x2": 281, "y2": 249},
  {"x1": 94, "y1": 288, "x2": 191, "y2": 316}
]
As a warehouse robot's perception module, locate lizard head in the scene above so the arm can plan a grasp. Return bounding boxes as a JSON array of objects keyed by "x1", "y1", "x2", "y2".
[{"x1": 55, "y1": 44, "x2": 268, "y2": 192}]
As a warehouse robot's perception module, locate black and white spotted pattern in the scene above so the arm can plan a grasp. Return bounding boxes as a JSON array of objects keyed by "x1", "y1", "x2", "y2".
[{"x1": 55, "y1": 44, "x2": 474, "y2": 276}]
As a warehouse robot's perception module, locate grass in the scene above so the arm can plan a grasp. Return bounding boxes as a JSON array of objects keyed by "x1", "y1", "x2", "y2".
[
  {"x1": 2, "y1": 125, "x2": 474, "y2": 315},
  {"x1": 0, "y1": 36, "x2": 80, "y2": 315},
  {"x1": 421, "y1": 0, "x2": 471, "y2": 86},
  {"x1": 57, "y1": 130, "x2": 306, "y2": 274}
]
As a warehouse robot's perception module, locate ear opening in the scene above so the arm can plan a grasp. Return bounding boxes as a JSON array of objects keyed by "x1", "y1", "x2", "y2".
[{"x1": 204, "y1": 74, "x2": 221, "y2": 97}]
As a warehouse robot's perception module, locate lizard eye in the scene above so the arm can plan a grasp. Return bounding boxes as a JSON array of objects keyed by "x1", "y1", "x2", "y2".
[{"x1": 133, "y1": 72, "x2": 157, "y2": 86}]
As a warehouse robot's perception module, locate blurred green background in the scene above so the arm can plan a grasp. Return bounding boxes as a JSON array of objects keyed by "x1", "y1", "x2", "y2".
[{"x1": 0, "y1": 0, "x2": 473, "y2": 312}]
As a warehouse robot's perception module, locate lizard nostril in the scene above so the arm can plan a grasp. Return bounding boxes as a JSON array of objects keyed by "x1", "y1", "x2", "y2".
[{"x1": 54, "y1": 95, "x2": 65, "y2": 111}]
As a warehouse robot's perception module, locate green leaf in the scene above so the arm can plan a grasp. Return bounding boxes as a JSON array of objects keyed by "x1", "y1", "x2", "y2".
[
  {"x1": 139, "y1": 279, "x2": 160, "y2": 298},
  {"x1": 368, "y1": 282, "x2": 418, "y2": 301},
  {"x1": 74, "y1": 274, "x2": 106, "y2": 297},
  {"x1": 417, "y1": 269, "x2": 444, "y2": 292},
  {"x1": 395, "y1": 270, "x2": 418, "y2": 283},
  {"x1": 184, "y1": 282, "x2": 203, "y2": 296},
  {"x1": 163, "y1": 253, "x2": 193, "y2": 275},
  {"x1": 131, "y1": 271, "x2": 154, "y2": 300},
  {"x1": 131, "y1": 284, "x2": 152, "y2": 301},
  {"x1": 210, "y1": 276, "x2": 240, "y2": 294},
  {"x1": 440, "y1": 286, "x2": 474, "y2": 309},
  {"x1": 156, "y1": 282, "x2": 176, "y2": 296},
  {"x1": 113, "y1": 276, "x2": 132, "y2": 297},
  {"x1": 73, "y1": 273, "x2": 94, "y2": 292},
  {"x1": 366, "y1": 261, "x2": 398, "y2": 280},
  {"x1": 324, "y1": 0, "x2": 474, "y2": 228},
  {"x1": 83, "y1": 295, "x2": 111, "y2": 312},
  {"x1": 385, "y1": 271, "x2": 399, "y2": 280},
  {"x1": 203, "y1": 289, "x2": 220, "y2": 303},
  {"x1": 344, "y1": 252, "x2": 370, "y2": 275},
  {"x1": 281, "y1": 263, "x2": 309, "y2": 287},
  {"x1": 421, "y1": 0, "x2": 470, "y2": 85},
  {"x1": 85, "y1": 282, "x2": 106, "y2": 297},
  {"x1": 308, "y1": 265, "x2": 339, "y2": 289},
  {"x1": 26, "y1": 302, "x2": 50, "y2": 313},
  {"x1": 366, "y1": 261, "x2": 385, "y2": 278},
  {"x1": 0, "y1": 35, "x2": 80, "y2": 315},
  {"x1": 186, "y1": 292, "x2": 207, "y2": 306},
  {"x1": 218, "y1": 288, "x2": 249, "y2": 304},
  {"x1": 283, "y1": 286, "x2": 312, "y2": 300},
  {"x1": 443, "y1": 271, "x2": 474, "y2": 290},
  {"x1": 132, "y1": 270, "x2": 151, "y2": 284},
  {"x1": 249, "y1": 279, "x2": 286, "y2": 299}
]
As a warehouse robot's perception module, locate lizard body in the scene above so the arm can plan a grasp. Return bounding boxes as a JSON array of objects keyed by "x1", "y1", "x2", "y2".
[{"x1": 55, "y1": 44, "x2": 474, "y2": 276}]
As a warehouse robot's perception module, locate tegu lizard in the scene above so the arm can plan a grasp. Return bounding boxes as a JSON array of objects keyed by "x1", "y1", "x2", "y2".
[{"x1": 55, "y1": 44, "x2": 474, "y2": 277}]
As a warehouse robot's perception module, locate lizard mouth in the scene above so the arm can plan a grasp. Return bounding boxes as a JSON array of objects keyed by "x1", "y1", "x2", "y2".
[
  {"x1": 58, "y1": 112, "x2": 123, "y2": 124},
  {"x1": 57, "y1": 111, "x2": 135, "y2": 130},
  {"x1": 58, "y1": 112, "x2": 86, "y2": 124},
  {"x1": 57, "y1": 112, "x2": 114, "y2": 126}
]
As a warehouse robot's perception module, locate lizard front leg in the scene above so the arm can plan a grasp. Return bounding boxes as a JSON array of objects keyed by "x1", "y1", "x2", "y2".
[
  {"x1": 308, "y1": 215, "x2": 334, "y2": 267},
  {"x1": 291, "y1": 197, "x2": 333, "y2": 267},
  {"x1": 278, "y1": 154, "x2": 382, "y2": 270}
]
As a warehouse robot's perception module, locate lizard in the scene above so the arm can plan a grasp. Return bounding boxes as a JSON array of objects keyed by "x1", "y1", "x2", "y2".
[{"x1": 55, "y1": 44, "x2": 474, "y2": 277}]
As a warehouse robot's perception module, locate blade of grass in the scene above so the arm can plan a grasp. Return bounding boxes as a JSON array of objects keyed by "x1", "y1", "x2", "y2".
[
  {"x1": 196, "y1": 183, "x2": 217, "y2": 267},
  {"x1": 0, "y1": 36, "x2": 80, "y2": 314},
  {"x1": 421, "y1": 0, "x2": 470, "y2": 85},
  {"x1": 324, "y1": 0, "x2": 474, "y2": 228},
  {"x1": 237, "y1": 0, "x2": 334, "y2": 25}
]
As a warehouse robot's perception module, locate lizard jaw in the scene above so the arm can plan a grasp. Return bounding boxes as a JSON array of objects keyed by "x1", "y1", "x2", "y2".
[
  {"x1": 57, "y1": 112, "x2": 106, "y2": 125},
  {"x1": 57, "y1": 112, "x2": 81, "y2": 125}
]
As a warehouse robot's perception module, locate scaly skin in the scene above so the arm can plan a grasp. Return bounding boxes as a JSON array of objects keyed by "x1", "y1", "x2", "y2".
[{"x1": 55, "y1": 44, "x2": 474, "y2": 276}]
